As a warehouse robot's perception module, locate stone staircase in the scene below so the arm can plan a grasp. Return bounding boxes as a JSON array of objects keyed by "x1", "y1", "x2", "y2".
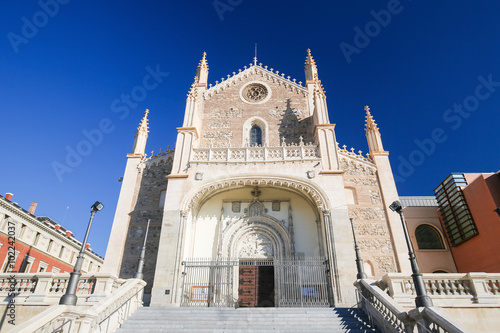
[{"x1": 116, "y1": 307, "x2": 380, "y2": 333}]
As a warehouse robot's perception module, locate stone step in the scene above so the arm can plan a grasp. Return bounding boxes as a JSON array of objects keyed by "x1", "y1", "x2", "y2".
[
  {"x1": 116, "y1": 307, "x2": 379, "y2": 333},
  {"x1": 116, "y1": 327, "x2": 378, "y2": 333}
]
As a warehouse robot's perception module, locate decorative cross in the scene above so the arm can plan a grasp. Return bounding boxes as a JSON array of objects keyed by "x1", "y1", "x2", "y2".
[{"x1": 251, "y1": 186, "x2": 261, "y2": 198}]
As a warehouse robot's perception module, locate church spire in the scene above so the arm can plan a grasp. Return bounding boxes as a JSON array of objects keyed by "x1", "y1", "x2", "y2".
[
  {"x1": 195, "y1": 52, "x2": 209, "y2": 87},
  {"x1": 364, "y1": 106, "x2": 385, "y2": 154},
  {"x1": 304, "y1": 49, "x2": 328, "y2": 124},
  {"x1": 131, "y1": 109, "x2": 149, "y2": 156},
  {"x1": 304, "y1": 48, "x2": 318, "y2": 81}
]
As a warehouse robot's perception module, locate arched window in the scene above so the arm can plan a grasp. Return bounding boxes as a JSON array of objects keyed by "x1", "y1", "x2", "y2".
[
  {"x1": 249, "y1": 125, "x2": 262, "y2": 146},
  {"x1": 415, "y1": 224, "x2": 445, "y2": 250}
]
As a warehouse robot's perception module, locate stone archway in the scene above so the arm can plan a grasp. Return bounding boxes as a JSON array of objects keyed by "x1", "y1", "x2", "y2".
[
  {"x1": 221, "y1": 215, "x2": 292, "y2": 259},
  {"x1": 176, "y1": 176, "x2": 339, "y2": 307},
  {"x1": 181, "y1": 176, "x2": 330, "y2": 214}
]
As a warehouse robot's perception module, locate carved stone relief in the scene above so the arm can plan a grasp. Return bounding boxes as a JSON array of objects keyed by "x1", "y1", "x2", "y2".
[
  {"x1": 373, "y1": 256, "x2": 396, "y2": 273},
  {"x1": 232, "y1": 201, "x2": 241, "y2": 213},
  {"x1": 340, "y1": 159, "x2": 376, "y2": 175},
  {"x1": 238, "y1": 233, "x2": 274, "y2": 258},
  {"x1": 207, "y1": 119, "x2": 230, "y2": 129},
  {"x1": 346, "y1": 178, "x2": 378, "y2": 186},
  {"x1": 349, "y1": 207, "x2": 386, "y2": 220},
  {"x1": 269, "y1": 108, "x2": 306, "y2": 119},
  {"x1": 358, "y1": 239, "x2": 393, "y2": 254},
  {"x1": 248, "y1": 201, "x2": 264, "y2": 216},
  {"x1": 354, "y1": 222, "x2": 388, "y2": 236},
  {"x1": 203, "y1": 131, "x2": 233, "y2": 141},
  {"x1": 209, "y1": 142, "x2": 231, "y2": 148},
  {"x1": 206, "y1": 108, "x2": 242, "y2": 118},
  {"x1": 370, "y1": 190, "x2": 381, "y2": 204}
]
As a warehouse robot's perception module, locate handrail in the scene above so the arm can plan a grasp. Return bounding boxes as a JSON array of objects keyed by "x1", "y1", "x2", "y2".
[
  {"x1": 51, "y1": 319, "x2": 72, "y2": 333},
  {"x1": 420, "y1": 307, "x2": 472, "y2": 333},
  {"x1": 98, "y1": 283, "x2": 144, "y2": 330},
  {"x1": 355, "y1": 287, "x2": 396, "y2": 333},
  {"x1": 355, "y1": 279, "x2": 412, "y2": 333},
  {"x1": 11, "y1": 278, "x2": 146, "y2": 333},
  {"x1": 355, "y1": 278, "x2": 474, "y2": 333}
]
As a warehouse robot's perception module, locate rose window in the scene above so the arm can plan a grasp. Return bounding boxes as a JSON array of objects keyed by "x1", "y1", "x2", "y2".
[{"x1": 243, "y1": 83, "x2": 268, "y2": 102}]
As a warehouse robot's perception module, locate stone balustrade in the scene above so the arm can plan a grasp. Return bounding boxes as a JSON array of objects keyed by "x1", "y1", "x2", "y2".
[
  {"x1": 191, "y1": 144, "x2": 320, "y2": 164},
  {"x1": 0, "y1": 272, "x2": 125, "y2": 305},
  {"x1": 355, "y1": 279, "x2": 473, "y2": 333},
  {"x1": 7, "y1": 275, "x2": 146, "y2": 333},
  {"x1": 379, "y1": 273, "x2": 500, "y2": 307}
]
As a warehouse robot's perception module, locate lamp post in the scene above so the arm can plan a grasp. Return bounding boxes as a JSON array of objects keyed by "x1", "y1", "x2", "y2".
[
  {"x1": 350, "y1": 218, "x2": 367, "y2": 279},
  {"x1": 134, "y1": 219, "x2": 150, "y2": 279},
  {"x1": 60, "y1": 201, "x2": 104, "y2": 305},
  {"x1": 389, "y1": 200, "x2": 433, "y2": 308}
]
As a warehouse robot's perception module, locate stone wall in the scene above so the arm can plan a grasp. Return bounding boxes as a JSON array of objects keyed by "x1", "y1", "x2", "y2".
[
  {"x1": 340, "y1": 155, "x2": 398, "y2": 277},
  {"x1": 201, "y1": 71, "x2": 312, "y2": 148},
  {"x1": 119, "y1": 152, "x2": 173, "y2": 295}
]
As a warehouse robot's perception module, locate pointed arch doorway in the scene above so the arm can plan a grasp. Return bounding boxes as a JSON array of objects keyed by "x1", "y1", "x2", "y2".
[
  {"x1": 180, "y1": 182, "x2": 333, "y2": 308},
  {"x1": 236, "y1": 232, "x2": 276, "y2": 307}
]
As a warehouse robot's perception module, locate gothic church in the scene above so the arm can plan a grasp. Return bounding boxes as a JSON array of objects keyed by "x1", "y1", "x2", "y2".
[{"x1": 103, "y1": 50, "x2": 410, "y2": 307}]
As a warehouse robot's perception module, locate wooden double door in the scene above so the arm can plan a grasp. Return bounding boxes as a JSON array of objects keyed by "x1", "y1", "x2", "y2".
[{"x1": 238, "y1": 265, "x2": 275, "y2": 307}]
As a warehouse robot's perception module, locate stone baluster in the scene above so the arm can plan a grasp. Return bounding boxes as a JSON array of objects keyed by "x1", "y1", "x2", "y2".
[
  {"x1": 466, "y1": 273, "x2": 498, "y2": 304},
  {"x1": 25, "y1": 273, "x2": 54, "y2": 303}
]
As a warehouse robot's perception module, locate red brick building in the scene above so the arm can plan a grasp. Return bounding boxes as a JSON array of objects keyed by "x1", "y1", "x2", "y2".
[{"x1": 0, "y1": 193, "x2": 103, "y2": 274}]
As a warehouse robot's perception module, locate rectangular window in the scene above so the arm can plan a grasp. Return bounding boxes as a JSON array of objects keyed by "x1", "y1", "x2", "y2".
[
  {"x1": 59, "y1": 246, "x2": 65, "y2": 258},
  {"x1": 18, "y1": 224, "x2": 26, "y2": 238},
  {"x1": 19, "y1": 255, "x2": 34, "y2": 273},
  {"x1": 47, "y1": 240, "x2": 53, "y2": 252},
  {"x1": 0, "y1": 215, "x2": 9, "y2": 230},
  {"x1": 33, "y1": 232, "x2": 41, "y2": 246},
  {"x1": 2, "y1": 250, "x2": 20, "y2": 273},
  {"x1": 434, "y1": 173, "x2": 478, "y2": 246},
  {"x1": 38, "y1": 261, "x2": 48, "y2": 272}
]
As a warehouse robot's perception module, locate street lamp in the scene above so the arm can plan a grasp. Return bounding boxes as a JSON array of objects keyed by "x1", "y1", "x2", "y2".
[
  {"x1": 389, "y1": 200, "x2": 433, "y2": 308},
  {"x1": 134, "y1": 219, "x2": 150, "y2": 279},
  {"x1": 60, "y1": 201, "x2": 104, "y2": 305},
  {"x1": 349, "y1": 218, "x2": 367, "y2": 279}
]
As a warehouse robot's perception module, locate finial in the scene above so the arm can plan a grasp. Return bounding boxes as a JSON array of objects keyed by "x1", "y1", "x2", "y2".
[
  {"x1": 254, "y1": 43, "x2": 257, "y2": 65},
  {"x1": 199, "y1": 52, "x2": 208, "y2": 68},
  {"x1": 365, "y1": 105, "x2": 379, "y2": 132},
  {"x1": 138, "y1": 109, "x2": 149, "y2": 132},
  {"x1": 305, "y1": 48, "x2": 316, "y2": 66}
]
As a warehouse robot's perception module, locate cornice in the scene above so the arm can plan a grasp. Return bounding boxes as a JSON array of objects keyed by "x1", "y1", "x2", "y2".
[
  {"x1": 204, "y1": 64, "x2": 308, "y2": 100},
  {"x1": 0, "y1": 198, "x2": 104, "y2": 260}
]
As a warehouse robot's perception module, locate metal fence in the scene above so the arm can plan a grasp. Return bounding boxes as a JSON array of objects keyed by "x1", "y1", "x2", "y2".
[{"x1": 180, "y1": 257, "x2": 330, "y2": 308}]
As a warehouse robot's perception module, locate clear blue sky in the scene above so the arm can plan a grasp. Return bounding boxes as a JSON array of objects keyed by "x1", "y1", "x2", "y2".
[{"x1": 2, "y1": 1, "x2": 499, "y2": 257}]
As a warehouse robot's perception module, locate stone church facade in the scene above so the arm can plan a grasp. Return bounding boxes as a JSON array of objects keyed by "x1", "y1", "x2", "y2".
[{"x1": 103, "y1": 50, "x2": 411, "y2": 307}]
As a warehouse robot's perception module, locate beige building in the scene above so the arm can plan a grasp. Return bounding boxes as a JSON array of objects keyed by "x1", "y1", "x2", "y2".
[
  {"x1": 0, "y1": 193, "x2": 103, "y2": 275},
  {"x1": 103, "y1": 50, "x2": 413, "y2": 307},
  {"x1": 399, "y1": 196, "x2": 457, "y2": 274}
]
